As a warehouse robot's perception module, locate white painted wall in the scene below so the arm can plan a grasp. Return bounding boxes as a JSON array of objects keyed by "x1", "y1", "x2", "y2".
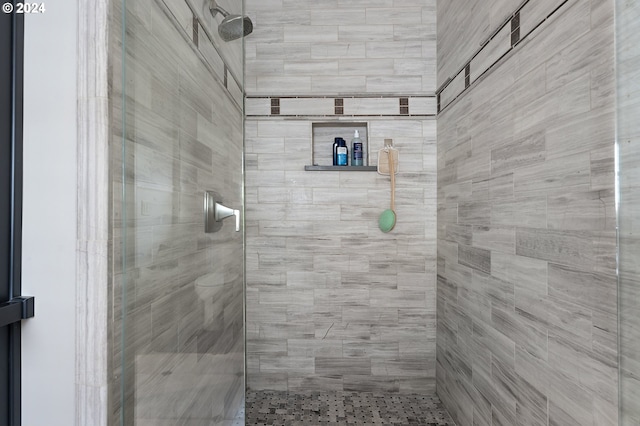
[{"x1": 21, "y1": 2, "x2": 78, "y2": 425}]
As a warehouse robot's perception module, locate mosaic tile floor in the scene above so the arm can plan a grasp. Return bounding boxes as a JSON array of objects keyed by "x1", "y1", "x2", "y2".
[{"x1": 245, "y1": 391, "x2": 455, "y2": 425}]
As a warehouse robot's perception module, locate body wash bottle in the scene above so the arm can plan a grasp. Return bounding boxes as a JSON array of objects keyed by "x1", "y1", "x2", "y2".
[
  {"x1": 336, "y1": 138, "x2": 348, "y2": 166},
  {"x1": 351, "y1": 130, "x2": 363, "y2": 166}
]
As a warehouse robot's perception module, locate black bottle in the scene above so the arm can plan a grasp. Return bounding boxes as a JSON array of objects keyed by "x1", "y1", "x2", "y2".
[{"x1": 333, "y1": 137, "x2": 341, "y2": 165}]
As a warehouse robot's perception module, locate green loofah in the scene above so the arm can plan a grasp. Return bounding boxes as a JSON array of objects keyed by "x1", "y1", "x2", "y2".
[{"x1": 378, "y1": 209, "x2": 396, "y2": 233}]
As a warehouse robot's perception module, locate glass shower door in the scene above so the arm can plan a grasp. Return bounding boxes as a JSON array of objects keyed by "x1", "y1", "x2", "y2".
[
  {"x1": 111, "y1": 0, "x2": 245, "y2": 423},
  {"x1": 616, "y1": 0, "x2": 640, "y2": 424}
]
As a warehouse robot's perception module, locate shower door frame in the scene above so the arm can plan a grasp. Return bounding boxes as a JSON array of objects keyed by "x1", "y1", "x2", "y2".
[{"x1": 0, "y1": 5, "x2": 34, "y2": 425}]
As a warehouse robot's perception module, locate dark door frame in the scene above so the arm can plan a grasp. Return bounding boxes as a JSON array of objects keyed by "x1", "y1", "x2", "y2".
[{"x1": 1, "y1": 4, "x2": 34, "y2": 425}]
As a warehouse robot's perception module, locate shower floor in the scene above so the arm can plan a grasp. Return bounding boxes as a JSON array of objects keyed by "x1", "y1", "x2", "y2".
[{"x1": 245, "y1": 390, "x2": 455, "y2": 425}]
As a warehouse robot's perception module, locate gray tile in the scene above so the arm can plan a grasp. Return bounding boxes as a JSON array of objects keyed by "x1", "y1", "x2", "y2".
[
  {"x1": 315, "y1": 357, "x2": 372, "y2": 376},
  {"x1": 458, "y1": 201, "x2": 491, "y2": 226},
  {"x1": 458, "y1": 245, "x2": 491, "y2": 274},
  {"x1": 246, "y1": 390, "x2": 455, "y2": 425},
  {"x1": 515, "y1": 228, "x2": 594, "y2": 268},
  {"x1": 491, "y1": 130, "x2": 546, "y2": 175}
]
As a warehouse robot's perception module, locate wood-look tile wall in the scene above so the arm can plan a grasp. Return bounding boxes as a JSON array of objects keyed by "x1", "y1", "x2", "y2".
[
  {"x1": 109, "y1": 0, "x2": 244, "y2": 423},
  {"x1": 616, "y1": 0, "x2": 640, "y2": 423},
  {"x1": 245, "y1": 0, "x2": 437, "y2": 95},
  {"x1": 245, "y1": 117, "x2": 437, "y2": 393},
  {"x1": 244, "y1": 0, "x2": 438, "y2": 393},
  {"x1": 436, "y1": 0, "x2": 618, "y2": 425},
  {"x1": 437, "y1": 0, "x2": 522, "y2": 85}
]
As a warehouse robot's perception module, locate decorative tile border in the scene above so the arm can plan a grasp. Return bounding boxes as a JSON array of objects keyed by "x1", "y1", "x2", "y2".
[
  {"x1": 400, "y1": 97, "x2": 409, "y2": 115},
  {"x1": 246, "y1": 95, "x2": 437, "y2": 118},
  {"x1": 436, "y1": 0, "x2": 572, "y2": 113},
  {"x1": 155, "y1": 0, "x2": 244, "y2": 110},
  {"x1": 270, "y1": 98, "x2": 280, "y2": 115}
]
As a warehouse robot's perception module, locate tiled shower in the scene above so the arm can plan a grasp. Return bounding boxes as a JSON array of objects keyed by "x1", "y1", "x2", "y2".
[
  {"x1": 244, "y1": 0, "x2": 438, "y2": 392},
  {"x1": 106, "y1": 0, "x2": 640, "y2": 424}
]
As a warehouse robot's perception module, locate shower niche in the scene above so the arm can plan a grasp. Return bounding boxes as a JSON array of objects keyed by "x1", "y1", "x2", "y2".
[{"x1": 305, "y1": 122, "x2": 377, "y2": 171}]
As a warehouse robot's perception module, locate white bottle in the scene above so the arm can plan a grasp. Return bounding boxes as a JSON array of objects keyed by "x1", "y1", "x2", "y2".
[{"x1": 351, "y1": 130, "x2": 363, "y2": 166}]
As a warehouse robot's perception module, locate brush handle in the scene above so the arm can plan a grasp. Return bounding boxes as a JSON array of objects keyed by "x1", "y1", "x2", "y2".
[{"x1": 388, "y1": 150, "x2": 395, "y2": 211}]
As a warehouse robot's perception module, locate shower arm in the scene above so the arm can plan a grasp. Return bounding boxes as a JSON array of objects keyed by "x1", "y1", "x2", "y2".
[{"x1": 209, "y1": 0, "x2": 230, "y2": 18}]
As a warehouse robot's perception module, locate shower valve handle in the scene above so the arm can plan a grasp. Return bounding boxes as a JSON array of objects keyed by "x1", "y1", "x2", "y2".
[{"x1": 214, "y1": 202, "x2": 240, "y2": 232}]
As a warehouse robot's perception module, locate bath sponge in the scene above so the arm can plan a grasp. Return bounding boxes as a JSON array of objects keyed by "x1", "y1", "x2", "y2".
[
  {"x1": 378, "y1": 143, "x2": 397, "y2": 233},
  {"x1": 378, "y1": 209, "x2": 396, "y2": 233}
]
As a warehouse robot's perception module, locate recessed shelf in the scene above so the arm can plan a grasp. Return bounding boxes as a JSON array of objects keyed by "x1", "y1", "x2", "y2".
[
  {"x1": 310, "y1": 122, "x2": 370, "y2": 169},
  {"x1": 304, "y1": 165, "x2": 378, "y2": 172}
]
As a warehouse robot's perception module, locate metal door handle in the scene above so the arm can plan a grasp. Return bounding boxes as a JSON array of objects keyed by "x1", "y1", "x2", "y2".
[{"x1": 0, "y1": 296, "x2": 35, "y2": 328}]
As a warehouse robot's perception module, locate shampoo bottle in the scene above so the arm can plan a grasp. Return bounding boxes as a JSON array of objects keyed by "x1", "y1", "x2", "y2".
[
  {"x1": 351, "y1": 130, "x2": 363, "y2": 166},
  {"x1": 336, "y1": 138, "x2": 348, "y2": 166},
  {"x1": 333, "y1": 138, "x2": 340, "y2": 165}
]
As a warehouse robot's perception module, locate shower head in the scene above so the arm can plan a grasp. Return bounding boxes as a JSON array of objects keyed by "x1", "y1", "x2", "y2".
[{"x1": 209, "y1": 0, "x2": 254, "y2": 42}]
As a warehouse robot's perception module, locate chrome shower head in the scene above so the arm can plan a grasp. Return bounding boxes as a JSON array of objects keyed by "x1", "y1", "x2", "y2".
[{"x1": 209, "y1": 0, "x2": 254, "y2": 42}]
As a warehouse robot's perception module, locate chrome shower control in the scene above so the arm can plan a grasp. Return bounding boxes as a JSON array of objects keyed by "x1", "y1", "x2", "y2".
[
  {"x1": 214, "y1": 202, "x2": 240, "y2": 232},
  {"x1": 204, "y1": 191, "x2": 240, "y2": 233}
]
